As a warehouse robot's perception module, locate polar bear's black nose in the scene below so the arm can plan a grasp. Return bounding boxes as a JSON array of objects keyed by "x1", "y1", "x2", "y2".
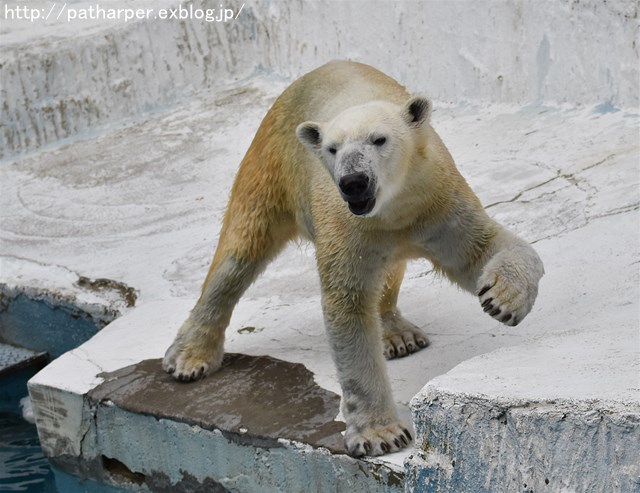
[{"x1": 339, "y1": 172, "x2": 370, "y2": 199}]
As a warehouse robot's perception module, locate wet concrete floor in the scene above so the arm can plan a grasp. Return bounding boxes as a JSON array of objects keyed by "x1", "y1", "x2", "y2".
[{"x1": 89, "y1": 354, "x2": 346, "y2": 453}]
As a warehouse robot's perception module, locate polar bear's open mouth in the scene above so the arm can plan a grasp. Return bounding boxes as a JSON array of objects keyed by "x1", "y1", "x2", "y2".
[{"x1": 348, "y1": 196, "x2": 376, "y2": 216}]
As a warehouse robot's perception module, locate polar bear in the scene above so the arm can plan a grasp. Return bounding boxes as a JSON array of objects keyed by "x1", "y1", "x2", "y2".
[{"x1": 163, "y1": 61, "x2": 544, "y2": 457}]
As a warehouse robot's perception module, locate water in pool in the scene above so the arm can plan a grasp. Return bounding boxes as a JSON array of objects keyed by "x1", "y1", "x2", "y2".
[
  {"x1": 0, "y1": 412, "x2": 57, "y2": 492},
  {"x1": 0, "y1": 413, "x2": 130, "y2": 493}
]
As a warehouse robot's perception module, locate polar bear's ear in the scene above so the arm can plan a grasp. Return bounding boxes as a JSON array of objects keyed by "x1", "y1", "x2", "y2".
[
  {"x1": 402, "y1": 96, "x2": 432, "y2": 128},
  {"x1": 296, "y1": 122, "x2": 323, "y2": 150}
]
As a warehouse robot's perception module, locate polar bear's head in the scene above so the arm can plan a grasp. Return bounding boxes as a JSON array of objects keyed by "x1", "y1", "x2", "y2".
[{"x1": 296, "y1": 96, "x2": 431, "y2": 217}]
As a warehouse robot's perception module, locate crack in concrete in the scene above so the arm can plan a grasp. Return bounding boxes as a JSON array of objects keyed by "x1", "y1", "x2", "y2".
[
  {"x1": 79, "y1": 397, "x2": 98, "y2": 457},
  {"x1": 591, "y1": 203, "x2": 640, "y2": 220},
  {"x1": 72, "y1": 347, "x2": 107, "y2": 375},
  {"x1": 485, "y1": 153, "x2": 617, "y2": 210},
  {"x1": 531, "y1": 203, "x2": 639, "y2": 244},
  {"x1": 482, "y1": 151, "x2": 635, "y2": 246},
  {"x1": 484, "y1": 174, "x2": 562, "y2": 209}
]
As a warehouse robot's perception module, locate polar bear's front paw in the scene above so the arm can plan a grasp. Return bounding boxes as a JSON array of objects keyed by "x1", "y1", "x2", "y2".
[
  {"x1": 162, "y1": 327, "x2": 224, "y2": 382},
  {"x1": 162, "y1": 350, "x2": 216, "y2": 382},
  {"x1": 477, "y1": 246, "x2": 544, "y2": 326},
  {"x1": 344, "y1": 421, "x2": 412, "y2": 457}
]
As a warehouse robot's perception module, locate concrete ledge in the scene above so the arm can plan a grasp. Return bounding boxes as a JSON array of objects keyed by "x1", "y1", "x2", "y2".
[
  {"x1": 407, "y1": 326, "x2": 640, "y2": 493},
  {"x1": 0, "y1": 257, "x2": 135, "y2": 357},
  {"x1": 71, "y1": 405, "x2": 402, "y2": 493},
  {"x1": 28, "y1": 300, "x2": 404, "y2": 492}
]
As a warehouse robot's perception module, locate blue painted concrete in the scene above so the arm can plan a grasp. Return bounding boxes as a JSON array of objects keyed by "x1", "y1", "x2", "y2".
[{"x1": 0, "y1": 294, "x2": 102, "y2": 358}]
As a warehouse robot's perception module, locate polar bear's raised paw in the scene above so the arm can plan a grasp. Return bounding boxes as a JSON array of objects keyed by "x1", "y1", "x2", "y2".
[{"x1": 477, "y1": 244, "x2": 544, "y2": 327}]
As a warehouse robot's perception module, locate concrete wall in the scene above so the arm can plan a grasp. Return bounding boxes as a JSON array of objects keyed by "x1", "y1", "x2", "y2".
[
  {"x1": 255, "y1": 0, "x2": 638, "y2": 108},
  {"x1": 2, "y1": 0, "x2": 637, "y2": 159}
]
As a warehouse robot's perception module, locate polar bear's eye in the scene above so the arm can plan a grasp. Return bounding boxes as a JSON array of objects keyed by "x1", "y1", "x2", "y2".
[
  {"x1": 328, "y1": 146, "x2": 337, "y2": 155},
  {"x1": 373, "y1": 136, "x2": 387, "y2": 146}
]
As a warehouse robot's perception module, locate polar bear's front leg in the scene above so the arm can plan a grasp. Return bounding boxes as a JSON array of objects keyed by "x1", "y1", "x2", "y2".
[
  {"x1": 320, "y1": 277, "x2": 412, "y2": 457},
  {"x1": 476, "y1": 229, "x2": 545, "y2": 326},
  {"x1": 163, "y1": 256, "x2": 262, "y2": 381}
]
